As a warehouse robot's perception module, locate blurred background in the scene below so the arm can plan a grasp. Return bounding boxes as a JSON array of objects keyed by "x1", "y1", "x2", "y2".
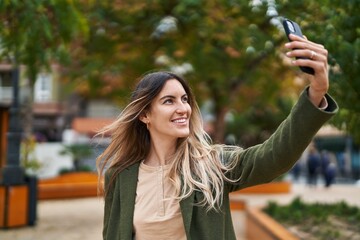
[{"x1": 0, "y1": 0, "x2": 359, "y2": 239}]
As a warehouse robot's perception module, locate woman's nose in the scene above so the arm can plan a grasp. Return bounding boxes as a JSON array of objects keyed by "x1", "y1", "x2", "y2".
[{"x1": 176, "y1": 102, "x2": 187, "y2": 113}]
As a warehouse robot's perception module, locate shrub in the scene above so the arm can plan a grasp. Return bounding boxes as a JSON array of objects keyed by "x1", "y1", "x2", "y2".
[{"x1": 263, "y1": 197, "x2": 360, "y2": 240}]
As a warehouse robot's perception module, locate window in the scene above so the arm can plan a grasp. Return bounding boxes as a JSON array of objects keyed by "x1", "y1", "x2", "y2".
[
  {"x1": 34, "y1": 73, "x2": 52, "y2": 102},
  {"x1": 0, "y1": 71, "x2": 13, "y2": 101}
]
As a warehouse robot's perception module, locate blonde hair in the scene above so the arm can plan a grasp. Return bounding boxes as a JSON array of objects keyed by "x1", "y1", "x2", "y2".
[{"x1": 96, "y1": 71, "x2": 241, "y2": 211}]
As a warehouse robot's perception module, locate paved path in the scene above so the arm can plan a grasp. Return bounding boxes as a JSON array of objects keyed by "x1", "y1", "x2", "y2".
[
  {"x1": 1, "y1": 183, "x2": 360, "y2": 240},
  {"x1": 1, "y1": 197, "x2": 104, "y2": 240}
]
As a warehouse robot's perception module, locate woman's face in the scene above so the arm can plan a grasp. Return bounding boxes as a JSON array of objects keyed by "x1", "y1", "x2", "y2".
[{"x1": 142, "y1": 79, "x2": 192, "y2": 141}]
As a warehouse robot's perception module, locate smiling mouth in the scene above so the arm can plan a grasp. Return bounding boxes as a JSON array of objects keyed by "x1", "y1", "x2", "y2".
[{"x1": 172, "y1": 118, "x2": 187, "y2": 124}]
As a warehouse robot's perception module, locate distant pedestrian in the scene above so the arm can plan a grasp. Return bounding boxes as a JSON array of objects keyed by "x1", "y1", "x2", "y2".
[
  {"x1": 291, "y1": 162, "x2": 301, "y2": 182},
  {"x1": 324, "y1": 162, "x2": 337, "y2": 188},
  {"x1": 336, "y1": 152, "x2": 347, "y2": 178},
  {"x1": 320, "y1": 150, "x2": 330, "y2": 182},
  {"x1": 306, "y1": 146, "x2": 321, "y2": 187}
]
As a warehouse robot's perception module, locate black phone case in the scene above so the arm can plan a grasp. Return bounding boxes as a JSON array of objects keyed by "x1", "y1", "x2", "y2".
[{"x1": 282, "y1": 18, "x2": 314, "y2": 75}]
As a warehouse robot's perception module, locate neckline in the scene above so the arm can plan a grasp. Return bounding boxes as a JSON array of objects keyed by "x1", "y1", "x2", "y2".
[{"x1": 140, "y1": 160, "x2": 172, "y2": 172}]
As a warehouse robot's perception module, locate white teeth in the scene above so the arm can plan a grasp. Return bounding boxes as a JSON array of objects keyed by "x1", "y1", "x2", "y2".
[{"x1": 173, "y1": 118, "x2": 186, "y2": 123}]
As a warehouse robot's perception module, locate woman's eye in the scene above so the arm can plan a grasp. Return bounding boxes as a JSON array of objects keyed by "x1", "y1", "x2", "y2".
[
  {"x1": 164, "y1": 99, "x2": 173, "y2": 104},
  {"x1": 182, "y1": 96, "x2": 189, "y2": 103}
]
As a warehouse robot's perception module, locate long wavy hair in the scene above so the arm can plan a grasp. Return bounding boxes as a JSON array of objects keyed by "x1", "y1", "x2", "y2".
[{"x1": 96, "y1": 71, "x2": 240, "y2": 210}]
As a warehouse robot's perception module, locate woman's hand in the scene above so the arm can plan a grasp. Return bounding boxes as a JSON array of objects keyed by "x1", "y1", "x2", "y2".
[{"x1": 285, "y1": 34, "x2": 329, "y2": 107}]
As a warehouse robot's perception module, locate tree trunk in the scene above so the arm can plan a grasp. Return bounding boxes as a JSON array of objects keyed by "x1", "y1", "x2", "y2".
[
  {"x1": 21, "y1": 96, "x2": 33, "y2": 139},
  {"x1": 212, "y1": 105, "x2": 228, "y2": 144},
  {"x1": 21, "y1": 77, "x2": 34, "y2": 140}
]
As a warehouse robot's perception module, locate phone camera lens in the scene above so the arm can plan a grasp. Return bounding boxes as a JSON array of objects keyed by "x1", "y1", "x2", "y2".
[{"x1": 286, "y1": 21, "x2": 295, "y2": 33}]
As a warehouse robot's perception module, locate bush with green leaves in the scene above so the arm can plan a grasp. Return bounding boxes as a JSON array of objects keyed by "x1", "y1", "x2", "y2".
[{"x1": 263, "y1": 197, "x2": 360, "y2": 240}]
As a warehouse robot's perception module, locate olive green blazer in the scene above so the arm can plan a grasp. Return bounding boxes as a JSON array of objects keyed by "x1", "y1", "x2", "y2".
[{"x1": 103, "y1": 89, "x2": 338, "y2": 240}]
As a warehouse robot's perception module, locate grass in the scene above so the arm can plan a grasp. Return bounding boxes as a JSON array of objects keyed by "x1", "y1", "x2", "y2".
[{"x1": 263, "y1": 197, "x2": 360, "y2": 240}]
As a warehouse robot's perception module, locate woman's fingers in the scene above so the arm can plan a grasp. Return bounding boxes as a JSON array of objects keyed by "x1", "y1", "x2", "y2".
[
  {"x1": 289, "y1": 34, "x2": 325, "y2": 49},
  {"x1": 286, "y1": 49, "x2": 327, "y2": 62},
  {"x1": 284, "y1": 33, "x2": 329, "y2": 106},
  {"x1": 285, "y1": 34, "x2": 328, "y2": 74}
]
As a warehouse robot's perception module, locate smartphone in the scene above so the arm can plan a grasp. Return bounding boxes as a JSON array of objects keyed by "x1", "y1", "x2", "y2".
[{"x1": 282, "y1": 18, "x2": 314, "y2": 75}]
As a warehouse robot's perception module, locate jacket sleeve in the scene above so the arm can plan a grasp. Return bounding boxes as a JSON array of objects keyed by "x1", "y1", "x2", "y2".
[
  {"x1": 103, "y1": 169, "x2": 117, "y2": 240},
  {"x1": 226, "y1": 88, "x2": 338, "y2": 192}
]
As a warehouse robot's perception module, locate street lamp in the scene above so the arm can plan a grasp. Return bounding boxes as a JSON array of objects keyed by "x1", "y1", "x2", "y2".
[
  {"x1": 1, "y1": 66, "x2": 24, "y2": 185},
  {"x1": 0, "y1": 66, "x2": 32, "y2": 228}
]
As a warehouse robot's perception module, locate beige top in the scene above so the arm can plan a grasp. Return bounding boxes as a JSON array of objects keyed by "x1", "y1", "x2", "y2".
[{"x1": 133, "y1": 161, "x2": 186, "y2": 240}]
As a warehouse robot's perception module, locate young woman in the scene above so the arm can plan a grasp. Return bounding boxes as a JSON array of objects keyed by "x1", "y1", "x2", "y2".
[{"x1": 97, "y1": 34, "x2": 338, "y2": 240}]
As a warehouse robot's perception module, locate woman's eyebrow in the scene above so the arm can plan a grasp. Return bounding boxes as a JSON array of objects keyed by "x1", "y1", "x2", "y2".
[
  {"x1": 159, "y1": 95, "x2": 175, "y2": 100},
  {"x1": 159, "y1": 94, "x2": 187, "y2": 100}
]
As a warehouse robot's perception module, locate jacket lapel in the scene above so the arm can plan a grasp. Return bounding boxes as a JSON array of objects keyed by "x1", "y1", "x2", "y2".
[
  {"x1": 119, "y1": 162, "x2": 140, "y2": 238},
  {"x1": 180, "y1": 192, "x2": 195, "y2": 238}
]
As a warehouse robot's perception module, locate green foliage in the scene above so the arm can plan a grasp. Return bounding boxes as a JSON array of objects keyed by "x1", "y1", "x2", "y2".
[
  {"x1": 59, "y1": 167, "x2": 73, "y2": 175},
  {"x1": 264, "y1": 197, "x2": 360, "y2": 239},
  {"x1": 0, "y1": 0, "x2": 88, "y2": 81},
  {"x1": 67, "y1": 0, "x2": 296, "y2": 143},
  {"x1": 277, "y1": 0, "x2": 360, "y2": 144},
  {"x1": 59, "y1": 143, "x2": 93, "y2": 161},
  {"x1": 226, "y1": 96, "x2": 294, "y2": 147},
  {"x1": 20, "y1": 135, "x2": 43, "y2": 175},
  {"x1": 59, "y1": 143, "x2": 93, "y2": 171},
  {"x1": 322, "y1": 1, "x2": 360, "y2": 145},
  {"x1": 65, "y1": 0, "x2": 359, "y2": 144},
  {"x1": 0, "y1": 1, "x2": 89, "y2": 137}
]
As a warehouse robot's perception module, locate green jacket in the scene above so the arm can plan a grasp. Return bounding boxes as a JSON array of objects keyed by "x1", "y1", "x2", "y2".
[{"x1": 103, "y1": 89, "x2": 338, "y2": 240}]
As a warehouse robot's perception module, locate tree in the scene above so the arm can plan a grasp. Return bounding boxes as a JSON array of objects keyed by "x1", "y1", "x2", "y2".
[
  {"x1": 313, "y1": 0, "x2": 360, "y2": 144},
  {"x1": 0, "y1": 0, "x2": 88, "y2": 136},
  {"x1": 67, "y1": 0, "x2": 300, "y2": 143},
  {"x1": 276, "y1": 0, "x2": 360, "y2": 144}
]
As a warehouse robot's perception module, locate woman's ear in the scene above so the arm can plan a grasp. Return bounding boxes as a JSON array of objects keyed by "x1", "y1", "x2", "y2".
[
  {"x1": 139, "y1": 112, "x2": 150, "y2": 130},
  {"x1": 139, "y1": 112, "x2": 149, "y2": 124}
]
